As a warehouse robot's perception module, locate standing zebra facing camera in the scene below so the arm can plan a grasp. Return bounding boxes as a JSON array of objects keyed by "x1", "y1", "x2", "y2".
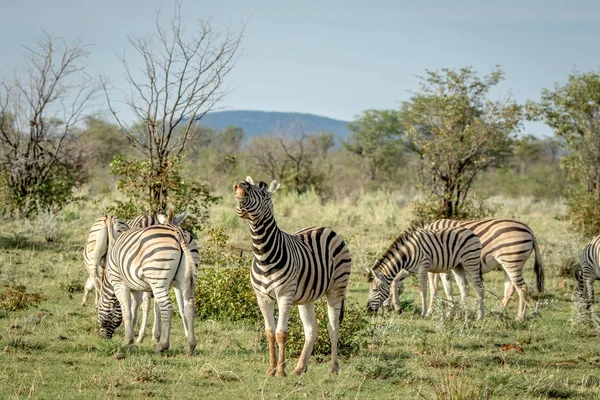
[
  {"x1": 575, "y1": 235, "x2": 600, "y2": 310},
  {"x1": 388, "y1": 218, "x2": 544, "y2": 320},
  {"x1": 234, "y1": 176, "x2": 352, "y2": 376},
  {"x1": 98, "y1": 214, "x2": 199, "y2": 354},
  {"x1": 367, "y1": 227, "x2": 485, "y2": 320}
]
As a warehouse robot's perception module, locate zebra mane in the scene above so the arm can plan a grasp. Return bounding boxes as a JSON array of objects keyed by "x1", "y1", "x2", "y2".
[{"x1": 372, "y1": 227, "x2": 421, "y2": 273}]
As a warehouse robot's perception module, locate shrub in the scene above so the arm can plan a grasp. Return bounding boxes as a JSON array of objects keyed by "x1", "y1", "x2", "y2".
[
  {"x1": 411, "y1": 195, "x2": 499, "y2": 226},
  {"x1": 286, "y1": 300, "x2": 370, "y2": 358},
  {"x1": 0, "y1": 285, "x2": 44, "y2": 311},
  {"x1": 565, "y1": 189, "x2": 600, "y2": 237},
  {"x1": 194, "y1": 265, "x2": 260, "y2": 322},
  {"x1": 107, "y1": 156, "x2": 219, "y2": 234}
]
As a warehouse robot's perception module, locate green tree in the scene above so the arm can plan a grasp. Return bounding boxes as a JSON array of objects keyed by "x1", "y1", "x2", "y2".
[
  {"x1": 534, "y1": 70, "x2": 600, "y2": 235},
  {"x1": 342, "y1": 110, "x2": 406, "y2": 186},
  {"x1": 0, "y1": 34, "x2": 99, "y2": 216},
  {"x1": 401, "y1": 66, "x2": 522, "y2": 220}
]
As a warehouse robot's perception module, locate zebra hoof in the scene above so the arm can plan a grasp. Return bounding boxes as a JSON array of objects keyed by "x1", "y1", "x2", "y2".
[
  {"x1": 275, "y1": 369, "x2": 287, "y2": 377},
  {"x1": 292, "y1": 367, "x2": 306, "y2": 376},
  {"x1": 330, "y1": 361, "x2": 340, "y2": 375}
]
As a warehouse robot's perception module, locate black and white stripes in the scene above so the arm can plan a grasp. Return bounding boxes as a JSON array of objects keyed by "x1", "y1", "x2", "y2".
[
  {"x1": 367, "y1": 227, "x2": 485, "y2": 319},
  {"x1": 97, "y1": 222, "x2": 199, "y2": 354},
  {"x1": 424, "y1": 218, "x2": 544, "y2": 320},
  {"x1": 575, "y1": 235, "x2": 600, "y2": 310},
  {"x1": 234, "y1": 176, "x2": 352, "y2": 376}
]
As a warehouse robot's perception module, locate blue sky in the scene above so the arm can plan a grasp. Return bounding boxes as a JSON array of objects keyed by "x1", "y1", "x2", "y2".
[{"x1": 2, "y1": 0, "x2": 600, "y2": 136}]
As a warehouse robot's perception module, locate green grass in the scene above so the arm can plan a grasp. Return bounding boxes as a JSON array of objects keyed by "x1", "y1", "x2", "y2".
[{"x1": 0, "y1": 193, "x2": 598, "y2": 399}]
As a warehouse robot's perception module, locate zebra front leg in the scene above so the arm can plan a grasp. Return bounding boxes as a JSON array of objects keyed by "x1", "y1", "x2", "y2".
[
  {"x1": 326, "y1": 296, "x2": 344, "y2": 374},
  {"x1": 82, "y1": 277, "x2": 95, "y2": 307},
  {"x1": 136, "y1": 292, "x2": 150, "y2": 343},
  {"x1": 178, "y1": 284, "x2": 197, "y2": 356},
  {"x1": 152, "y1": 287, "x2": 174, "y2": 353},
  {"x1": 130, "y1": 291, "x2": 143, "y2": 336},
  {"x1": 173, "y1": 287, "x2": 189, "y2": 338},
  {"x1": 292, "y1": 302, "x2": 317, "y2": 376},
  {"x1": 389, "y1": 269, "x2": 411, "y2": 314},
  {"x1": 426, "y1": 272, "x2": 439, "y2": 317},
  {"x1": 114, "y1": 284, "x2": 134, "y2": 347},
  {"x1": 257, "y1": 297, "x2": 277, "y2": 376},
  {"x1": 152, "y1": 299, "x2": 161, "y2": 343},
  {"x1": 585, "y1": 280, "x2": 595, "y2": 311},
  {"x1": 465, "y1": 268, "x2": 485, "y2": 320},
  {"x1": 502, "y1": 271, "x2": 516, "y2": 308},
  {"x1": 418, "y1": 269, "x2": 429, "y2": 318},
  {"x1": 275, "y1": 296, "x2": 293, "y2": 377}
]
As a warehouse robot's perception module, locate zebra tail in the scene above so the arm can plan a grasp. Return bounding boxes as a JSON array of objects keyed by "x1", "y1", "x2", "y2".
[
  {"x1": 177, "y1": 229, "x2": 197, "y2": 301},
  {"x1": 339, "y1": 298, "x2": 345, "y2": 324},
  {"x1": 533, "y1": 236, "x2": 545, "y2": 293}
]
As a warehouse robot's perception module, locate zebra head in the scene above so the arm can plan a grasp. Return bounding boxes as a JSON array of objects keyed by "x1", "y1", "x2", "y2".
[
  {"x1": 234, "y1": 176, "x2": 281, "y2": 222},
  {"x1": 97, "y1": 275, "x2": 122, "y2": 339},
  {"x1": 366, "y1": 269, "x2": 391, "y2": 313}
]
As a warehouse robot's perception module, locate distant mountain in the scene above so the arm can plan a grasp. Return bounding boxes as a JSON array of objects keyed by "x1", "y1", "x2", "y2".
[{"x1": 198, "y1": 110, "x2": 351, "y2": 139}]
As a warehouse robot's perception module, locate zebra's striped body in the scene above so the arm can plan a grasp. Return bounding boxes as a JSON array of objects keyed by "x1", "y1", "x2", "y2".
[
  {"x1": 126, "y1": 215, "x2": 158, "y2": 229},
  {"x1": 413, "y1": 218, "x2": 544, "y2": 320},
  {"x1": 98, "y1": 222, "x2": 199, "y2": 354},
  {"x1": 367, "y1": 227, "x2": 485, "y2": 319},
  {"x1": 575, "y1": 235, "x2": 600, "y2": 310},
  {"x1": 234, "y1": 177, "x2": 352, "y2": 376},
  {"x1": 82, "y1": 216, "x2": 129, "y2": 307}
]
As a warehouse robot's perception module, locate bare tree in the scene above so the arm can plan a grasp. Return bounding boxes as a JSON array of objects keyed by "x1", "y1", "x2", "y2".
[
  {"x1": 103, "y1": 3, "x2": 243, "y2": 213},
  {"x1": 0, "y1": 33, "x2": 99, "y2": 215}
]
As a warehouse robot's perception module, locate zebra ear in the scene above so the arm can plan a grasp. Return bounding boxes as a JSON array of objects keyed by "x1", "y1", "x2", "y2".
[
  {"x1": 371, "y1": 269, "x2": 384, "y2": 282},
  {"x1": 157, "y1": 214, "x2": 167, "y2": 224},
  {"x1": 173, "y1": 212, "x2": 187, "y2": 225},
  {"x1": 268, "y1": 180, "x2": 280, "y2": 194},
  {"x1": 245, "y1": 176, "x2": 255, "y2": 185}
]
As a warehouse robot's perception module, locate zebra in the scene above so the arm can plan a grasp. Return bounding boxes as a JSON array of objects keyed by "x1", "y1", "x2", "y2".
[
  {"x1": 82, "y1": 216, "x2": 129, "y2": 307},
  {"x1": 234, "y1": 176, "x2": 352, "y2": 376},
  {"x1": 575, "y1": 235, "x2": 600, "y2": 310},
  {"x1": 97, "y1": 218, "x2": 199, "y2": 354},
  {"x1": 367, "y1": 226, "x2": 485, "y2": 320},
  {"x1": 387, "y1": 218, "x2": 544, "y2": 320}
]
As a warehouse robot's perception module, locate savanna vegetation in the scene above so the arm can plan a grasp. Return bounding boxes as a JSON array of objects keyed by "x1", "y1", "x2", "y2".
[{"x1": 3, "y1": 3, "x2": 600, "y2": 400}]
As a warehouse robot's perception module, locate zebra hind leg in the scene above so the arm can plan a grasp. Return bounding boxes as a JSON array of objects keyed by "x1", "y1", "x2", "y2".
[
  {"x1": 292, "y1": 302, "x2": 317, "y2": 375},
  {"x1": 326, "y1": 295, "x2": 344, "y2": 374}
]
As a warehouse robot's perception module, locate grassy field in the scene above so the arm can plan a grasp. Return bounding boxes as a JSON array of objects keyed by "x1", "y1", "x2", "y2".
[{"x1": 1, "y1": 190, "x2": 598, "y2": 399}]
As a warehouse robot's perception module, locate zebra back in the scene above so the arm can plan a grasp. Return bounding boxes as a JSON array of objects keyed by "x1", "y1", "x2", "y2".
[{"x1": 425, "y1": 218, "x2": 544, "y2": 292}]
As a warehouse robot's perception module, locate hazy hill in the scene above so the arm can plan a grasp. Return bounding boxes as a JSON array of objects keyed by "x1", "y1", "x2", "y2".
[{"x1": 198, "y1": 110, "x2": 351, "y2": 138}]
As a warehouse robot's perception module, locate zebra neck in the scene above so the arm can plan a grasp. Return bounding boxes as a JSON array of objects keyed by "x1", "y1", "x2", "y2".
[{"x1": 248, "y1": 213, "x2": 283, "y2": 266}]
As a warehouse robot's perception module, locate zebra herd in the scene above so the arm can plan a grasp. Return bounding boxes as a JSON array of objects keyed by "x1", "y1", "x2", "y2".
[{"x1": 80, "y1": 175, "x2": 600, "y2": 376}]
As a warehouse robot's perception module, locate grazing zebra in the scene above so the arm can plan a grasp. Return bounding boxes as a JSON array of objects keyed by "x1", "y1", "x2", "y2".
[
  {"x1": 388, "y1": 218, "x2": 544, "y2": 320},
  {"x1": 575, "y1": 235, "x2": 600, "y2": 310},
  {"x1": 98, "y1": 220, "x2": 199, "y2": 354},
  {"x1": 82, "y1": 216, "x2": 129, "y2": 307},
  {"x1": 234, "y1": 176, "x2": 352, "y2": 376},
  {"x1": 367, "y1": 227, "x2": 485, "y2": 320}
]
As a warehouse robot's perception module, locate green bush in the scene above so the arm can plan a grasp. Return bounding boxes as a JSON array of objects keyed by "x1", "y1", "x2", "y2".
[
  {"x1": 410, "y1": 195, "x2": 499, "y2": 226},
  {"x1": 106, "y1": 155, "x2": 219, "y2": 234},
  {"x1": 565, "y1": 189, "x2": 600, "y2": 237},
  {"x1": 0, "y1": 285, "x2": 44, "y2": 312},
  {"x1": 194, "y1": 265, "x2": 260, "y2": 322},
  {"x1": 286, "y1": 300, "x2": 370, "y2": 358}
]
